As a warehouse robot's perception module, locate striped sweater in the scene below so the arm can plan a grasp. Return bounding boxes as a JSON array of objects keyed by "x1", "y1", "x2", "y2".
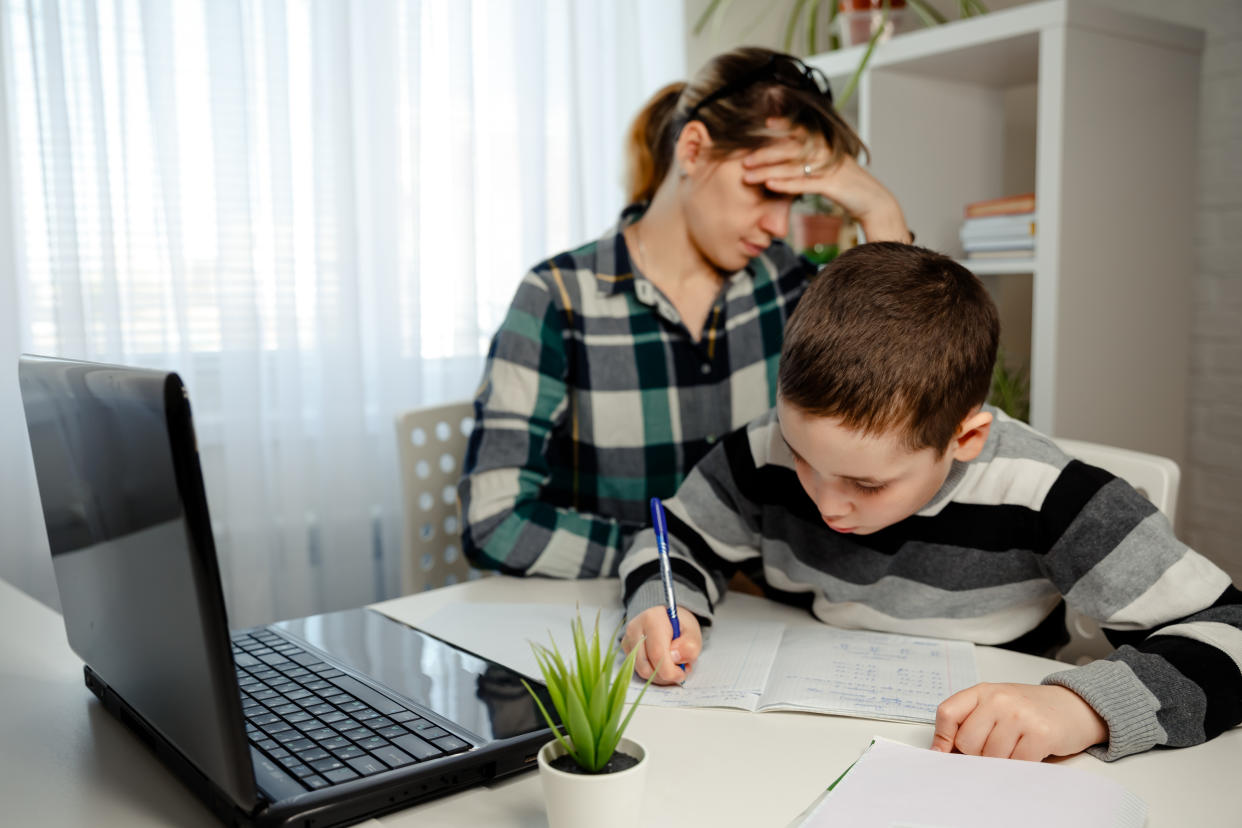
[{"x1": 619, "y1": 406, "x2": 1242, "y2": 760}]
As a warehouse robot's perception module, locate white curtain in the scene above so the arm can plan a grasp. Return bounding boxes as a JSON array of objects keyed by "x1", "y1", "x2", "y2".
[{"x1": 0, "y1": 0, "x2": 685, "y2": 627}]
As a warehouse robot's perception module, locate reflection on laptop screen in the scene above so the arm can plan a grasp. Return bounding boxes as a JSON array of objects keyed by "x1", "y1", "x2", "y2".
[{"x1": 20, "y1": 355, "x2": 259, "y2": 807}]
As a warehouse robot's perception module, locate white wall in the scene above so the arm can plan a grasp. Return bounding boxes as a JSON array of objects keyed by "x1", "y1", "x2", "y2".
[{"x1": 683, "y1": 0, "x2": 1242, "y2": 581}]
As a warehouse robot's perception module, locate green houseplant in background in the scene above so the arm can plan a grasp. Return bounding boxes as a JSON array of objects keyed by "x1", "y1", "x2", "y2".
[
  {"x1": 522, "y1": 609, "x2": 661, "y2": 828},
  {"x1": 989, "y1": 345, "x2": 1030, "y2": 422}
]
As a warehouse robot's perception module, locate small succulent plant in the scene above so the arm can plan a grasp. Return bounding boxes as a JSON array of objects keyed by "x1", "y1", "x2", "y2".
[{"x1": 522, "y1": 609, "x2": 660, "y2": 773}]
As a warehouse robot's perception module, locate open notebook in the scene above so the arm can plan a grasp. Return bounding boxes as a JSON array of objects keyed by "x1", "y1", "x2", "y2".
[
  {"x1": 637, "y1": 618, "x2": 977, "y2": 723},
  {"x1": 401, "y1": 602, "x2": 977, "y2": 724}
]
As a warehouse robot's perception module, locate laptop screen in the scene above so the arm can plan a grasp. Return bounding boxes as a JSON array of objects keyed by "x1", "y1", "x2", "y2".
[{"x1": 19, "y1": 355, "x2": 258, "y2": 809}]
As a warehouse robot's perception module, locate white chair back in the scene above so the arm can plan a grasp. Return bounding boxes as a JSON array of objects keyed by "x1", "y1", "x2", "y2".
[
  {"x1": 395, "y1": 401, "x2": 484, "y2": 593},
  {"x1": 1052, "y1": 438, "x2": 1181, "y2": 664}
]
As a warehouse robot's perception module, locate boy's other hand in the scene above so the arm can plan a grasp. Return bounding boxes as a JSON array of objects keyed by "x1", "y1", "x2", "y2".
[
  {"x1": 621, "y1": 606, "x2": 703, "y2": 686},
  {"x1": 931, "y1": 683, "x2": 1108, "y2": 761}
]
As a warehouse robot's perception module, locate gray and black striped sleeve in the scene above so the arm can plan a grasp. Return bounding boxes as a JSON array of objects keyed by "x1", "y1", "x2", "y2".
[
  {"x1": 1034, "y1": 460, "x2": 1242, "y2": 759},
  {"x1": 619, "y1": 422, "x2": 768, "y2": 626}
]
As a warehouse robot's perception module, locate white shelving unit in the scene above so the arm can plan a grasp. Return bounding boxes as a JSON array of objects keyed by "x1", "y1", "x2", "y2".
[
  {"x1": 958, "y1": 258, "x2": 1037, "y2": 276},
  {"x1": 808, "y1": 0, "x2": 1202, "y2": 467}
]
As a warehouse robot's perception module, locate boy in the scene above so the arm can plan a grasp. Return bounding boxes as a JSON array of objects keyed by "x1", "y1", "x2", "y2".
[{"x1": 619, "y1": 243, "x2": 1242, "y2": 762}]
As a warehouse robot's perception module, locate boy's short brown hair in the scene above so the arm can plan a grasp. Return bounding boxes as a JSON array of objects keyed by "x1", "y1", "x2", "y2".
[{"x1": 778, "y1": 242, "x2": 1000, "y2": 455}]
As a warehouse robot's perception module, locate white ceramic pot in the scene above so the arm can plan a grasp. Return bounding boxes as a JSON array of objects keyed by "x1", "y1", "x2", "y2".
[{"x1": 537, "y1": 736, "x2": 648, "y2": 828}]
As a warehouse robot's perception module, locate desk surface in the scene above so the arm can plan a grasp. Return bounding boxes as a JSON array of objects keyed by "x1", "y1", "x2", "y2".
[{"x1": 3, "y1": 575, "x2": 1239, "y2": 827}]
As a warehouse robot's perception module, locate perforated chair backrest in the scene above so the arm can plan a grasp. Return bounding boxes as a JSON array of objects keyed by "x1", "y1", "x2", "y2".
[
  {"x1": 395, "y1": 401, "x2": 481, "y2": 593},
  {"x1": 1052, "y1": 437, "x2": 1181, "y2": 664}
]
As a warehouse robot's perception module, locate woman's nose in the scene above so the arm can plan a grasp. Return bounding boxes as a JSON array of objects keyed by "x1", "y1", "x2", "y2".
[{"x1": 760, "y1": 201, "x2": 790, "y2": 240}]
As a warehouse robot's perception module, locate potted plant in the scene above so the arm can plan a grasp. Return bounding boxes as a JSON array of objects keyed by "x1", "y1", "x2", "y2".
[
  {"x1": 521, "y1": 609, "x2": 662, "y2": 828},
  {"x1": 792, "y1": 194, "x2": 848, "y2": 265}
]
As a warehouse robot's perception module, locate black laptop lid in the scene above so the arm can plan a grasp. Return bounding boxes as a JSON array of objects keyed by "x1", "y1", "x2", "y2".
[{"x1": 18, "y1": 355, "x2": 258, "y2": 810}]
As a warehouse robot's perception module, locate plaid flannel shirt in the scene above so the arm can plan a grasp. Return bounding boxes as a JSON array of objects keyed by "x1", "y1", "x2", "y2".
[{"x1": 459, "y1": 204, "x2": 815, "y2": 578}]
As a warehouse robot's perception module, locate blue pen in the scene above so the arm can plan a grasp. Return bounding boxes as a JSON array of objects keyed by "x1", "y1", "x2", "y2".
[{"x1": 649, "y1": 497, "x2": 687, "y2": 675}]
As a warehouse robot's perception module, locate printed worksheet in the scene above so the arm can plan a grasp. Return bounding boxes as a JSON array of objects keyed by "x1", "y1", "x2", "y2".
[
  {"x1": 635, "y1": 620, "x2": 978, "y2": 723},
  {"x1": 635, "y1": 620, "x2": 785, "y2": 708}
]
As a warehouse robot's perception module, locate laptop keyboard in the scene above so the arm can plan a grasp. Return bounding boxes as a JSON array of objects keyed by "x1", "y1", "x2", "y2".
[{"x1": 232, "y1": 629, "x2": 472, "y2": 791}]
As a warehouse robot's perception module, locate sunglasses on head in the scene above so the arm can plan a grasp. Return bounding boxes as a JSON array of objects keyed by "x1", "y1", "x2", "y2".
[{"x1": 684, "y1": 54, "x2": 834, "y2": 124}]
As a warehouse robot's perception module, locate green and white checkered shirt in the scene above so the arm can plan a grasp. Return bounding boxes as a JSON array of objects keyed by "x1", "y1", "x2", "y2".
[{"x1": 459, "y1": 204, "x2": 815, "y2": 578}]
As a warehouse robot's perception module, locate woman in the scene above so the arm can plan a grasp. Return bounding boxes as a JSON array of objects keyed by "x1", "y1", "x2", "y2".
[{"x1": 459, "y1": 47, "x2": 912, "y2": 578}]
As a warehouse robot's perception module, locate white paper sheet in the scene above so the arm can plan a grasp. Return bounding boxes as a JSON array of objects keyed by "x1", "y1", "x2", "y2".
[
  {"x1": 414, "y1": 602, "x2": 623, "y2": 680},
  {"x1": 797, "y1": 737, "x2": 1147, "y2": 828}
]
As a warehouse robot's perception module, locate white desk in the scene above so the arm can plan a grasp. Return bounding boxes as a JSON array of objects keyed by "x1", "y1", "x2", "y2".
[{"x1": 3, "y1": 576, "x2": 1239, "y2": 827}]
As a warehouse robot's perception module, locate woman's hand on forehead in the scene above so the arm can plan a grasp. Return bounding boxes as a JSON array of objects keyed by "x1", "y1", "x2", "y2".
[
  {"x1": 739, "y1": 118, "x2": 828, "y2": 200},
  {"x1": 743, "y1": 116, "x2": 910, "y2": 243},
  {"x1": 741, "y1": 117, "x2": 823, "y2": 172}
]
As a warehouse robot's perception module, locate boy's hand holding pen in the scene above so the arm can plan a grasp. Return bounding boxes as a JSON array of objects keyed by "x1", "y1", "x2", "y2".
[
  {"x1": 619, "y1": 499, "x2": 704, "y2": 686},
  {"x1": 622, "y1": 605, "x2": 702, "y2": 686}
]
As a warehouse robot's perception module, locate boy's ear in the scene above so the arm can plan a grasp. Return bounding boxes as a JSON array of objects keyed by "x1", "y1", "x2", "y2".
[
  {"x1": 676, "y1": 121, "x2": 713, "y2": 176},
  {"x1": 950, "y1": 408, "x2": 993, "y2": 462}
]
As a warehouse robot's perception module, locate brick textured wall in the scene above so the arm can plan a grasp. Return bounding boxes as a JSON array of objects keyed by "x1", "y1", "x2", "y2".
[{"x1": 1103, "y1": 0, "x2": 1242, "y2": 582}]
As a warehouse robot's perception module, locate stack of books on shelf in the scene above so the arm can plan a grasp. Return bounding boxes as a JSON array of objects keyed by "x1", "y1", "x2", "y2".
[{"x1": 960, "y1": 193, "x2": 1035, "y2": 260}]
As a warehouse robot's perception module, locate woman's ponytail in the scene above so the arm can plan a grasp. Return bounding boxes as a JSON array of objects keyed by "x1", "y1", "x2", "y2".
[{"x1": 624, "y1": 81, "x2": 685, "y2": 205}]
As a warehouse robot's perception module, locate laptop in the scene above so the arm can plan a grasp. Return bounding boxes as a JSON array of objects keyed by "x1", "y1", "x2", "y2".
[{"x1": 18, "y1": 354, "x2": 554, "y2": 826}]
